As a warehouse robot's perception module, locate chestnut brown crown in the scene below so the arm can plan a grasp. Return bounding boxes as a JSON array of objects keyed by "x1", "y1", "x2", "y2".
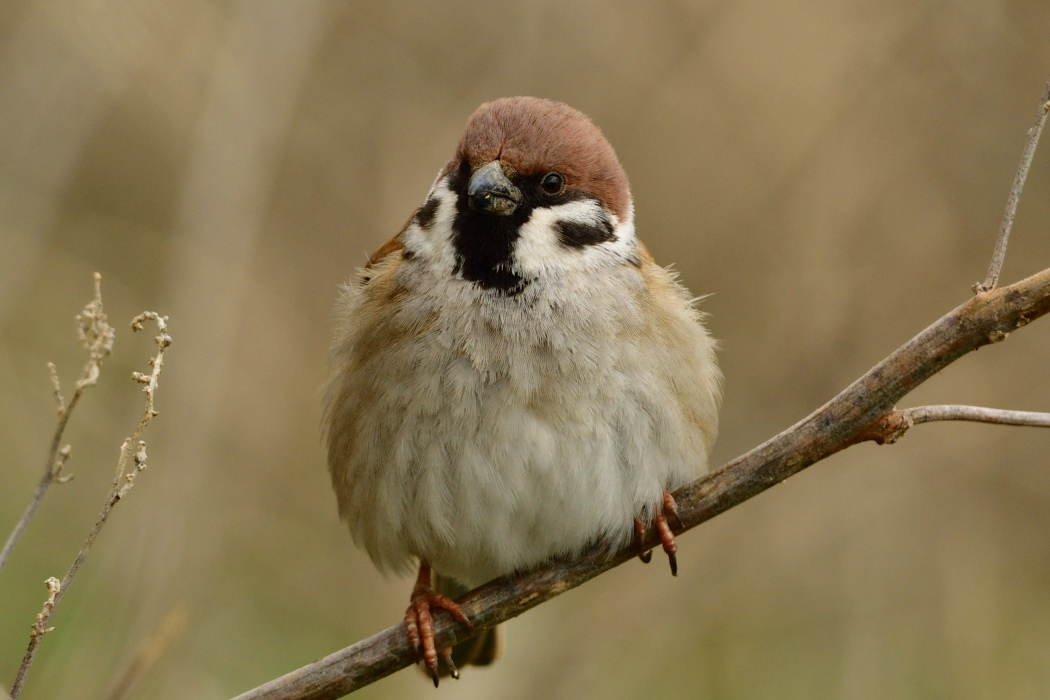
[{"x1": 441, "y1": 97, "x2": 632, "y2": 220}]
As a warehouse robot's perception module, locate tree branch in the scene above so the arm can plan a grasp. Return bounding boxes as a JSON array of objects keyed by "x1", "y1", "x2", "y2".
[{"x1": 233, "y1": 76, "x2": 1050, "y2": 700}]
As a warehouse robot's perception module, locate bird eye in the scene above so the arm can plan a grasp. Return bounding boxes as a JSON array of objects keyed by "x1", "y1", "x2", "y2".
[{"x1": 540, "y1": 172, "x2": 565, "y2": 195}]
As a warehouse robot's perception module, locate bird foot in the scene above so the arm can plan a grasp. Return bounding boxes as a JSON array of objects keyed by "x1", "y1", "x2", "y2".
[
  {"x1": 404, "y1": 564, "x2": 473, "y2": 687},
  {"x1": 633, "y1": 491, "x2": 683, "y2": 576}
]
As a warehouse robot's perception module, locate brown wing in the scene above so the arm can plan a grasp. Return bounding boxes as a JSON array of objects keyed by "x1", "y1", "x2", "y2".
[
  {"x1": 365, "y1": 211, "x2": 415, "y2": 269},
  {"x1": 634, "y1": 240, "x2": 656, "y2": 266}
]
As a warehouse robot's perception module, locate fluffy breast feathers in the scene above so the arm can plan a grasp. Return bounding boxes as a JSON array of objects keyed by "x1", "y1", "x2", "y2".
[{"x1": 324, "y1": 231, "x2": 721, "y2": 586}]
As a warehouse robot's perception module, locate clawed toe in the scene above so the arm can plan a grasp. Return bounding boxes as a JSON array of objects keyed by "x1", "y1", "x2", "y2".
[
  {"x1": 440, "y1": 648, "x2": 459, "y2": 679},
  {"x1": 662, "y1": 491, "x2": 683, "y2": 529},
  {"x1": 404, "y1": 562, "x2": 473, "y2": 687},
  {"x1": 634, "y1": 492, "x2": 682, "y2": 576}
]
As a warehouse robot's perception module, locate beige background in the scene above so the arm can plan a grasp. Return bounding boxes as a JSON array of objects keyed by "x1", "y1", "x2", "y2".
[{"x1": 2, "y1": 2, "x2": 1050, "y2": 698}]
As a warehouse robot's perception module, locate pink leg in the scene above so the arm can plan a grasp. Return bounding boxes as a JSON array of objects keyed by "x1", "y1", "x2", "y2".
[{"x1": 404, "y1": 561, "x2": 473, "y2": 686}]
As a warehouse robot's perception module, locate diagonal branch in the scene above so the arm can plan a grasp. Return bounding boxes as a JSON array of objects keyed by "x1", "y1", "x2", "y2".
[{"x1": 233, "y1": 266, "x2": 1050, "y2": 700}]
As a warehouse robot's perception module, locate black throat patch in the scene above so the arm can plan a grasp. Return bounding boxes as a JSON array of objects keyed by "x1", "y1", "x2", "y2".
[{"x1": 448, "y1": 163, "x2": 531, "y2": 295}]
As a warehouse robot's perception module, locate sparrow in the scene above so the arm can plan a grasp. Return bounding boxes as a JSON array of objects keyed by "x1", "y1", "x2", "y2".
[{"x1": 324, "y1": 96, "x2": 721, "y2": 685}]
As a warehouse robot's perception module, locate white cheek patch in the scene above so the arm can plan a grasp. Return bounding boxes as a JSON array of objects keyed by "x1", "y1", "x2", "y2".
[
  {"x1": 400, "y1": 176, "x2": 459, "y2": 276},
  {"x1": 514, "y1": 200, "x2": 637, "y2": 277}
]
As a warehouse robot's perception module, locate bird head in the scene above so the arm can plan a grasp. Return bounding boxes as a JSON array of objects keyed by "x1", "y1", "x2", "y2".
[{"x1": 400, "y1": 97, "x2": 637, "y2": 295}]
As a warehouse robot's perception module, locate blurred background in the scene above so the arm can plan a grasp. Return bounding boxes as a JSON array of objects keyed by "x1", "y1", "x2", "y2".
[{"x1": 1, "y1": 1, "x2": 1049, "y2": 698}]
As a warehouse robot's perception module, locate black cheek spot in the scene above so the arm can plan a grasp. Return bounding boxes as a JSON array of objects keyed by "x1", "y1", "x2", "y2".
[
  {"x1": 414, "y1": 197, "x2": 440, "y2": 230},
  {"x1": 555, "y1": 215, "x2": 615, "y2": 249}
]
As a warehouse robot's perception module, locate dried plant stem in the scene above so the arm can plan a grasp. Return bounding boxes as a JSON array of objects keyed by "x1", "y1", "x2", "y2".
[
  {"x1": 0, "y1": 396, "x2": 81, "y2": 573},
  {"x1": 0, "y1": 273, "x2": 114, "y2": 574},
  {"x1": 975, "y1": 76, "x2": 1050, "y2": 293},
  {"x1": 9, "y1": 313, "x2": 171, "y2": 700}
]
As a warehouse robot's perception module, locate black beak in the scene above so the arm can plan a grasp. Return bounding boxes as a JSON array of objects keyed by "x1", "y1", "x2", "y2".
[{"x1": 467, "y1": 161, "x2": 522, "y2": 216}]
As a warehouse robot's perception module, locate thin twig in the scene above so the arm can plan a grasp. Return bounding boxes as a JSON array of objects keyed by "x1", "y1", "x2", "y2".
[
  {"x1": 859, "y1": 404, "x2": 1050, "y2": 444},
  {"x1": 975, "y1": 75, "x2": 1050, "y2": 293},
  {"x1": 9, "y1": 314, "x2": 171, "y2": 700},
  {"x1": 0, "y1": 273, "x2": 114, "y2": 573},
  {"x1": 904, "y1": 404, "x2": 1050, "y2": 427}
]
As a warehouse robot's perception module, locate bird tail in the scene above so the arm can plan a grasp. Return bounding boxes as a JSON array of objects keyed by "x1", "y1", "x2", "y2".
[{"x1": 434, "y1": 574, "x2": 502, "y2": 670}]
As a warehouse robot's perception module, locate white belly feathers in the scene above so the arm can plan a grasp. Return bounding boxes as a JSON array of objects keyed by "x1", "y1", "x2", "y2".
[{"x1": 325, "y1": 252, "x2": 719, "y2": 587}]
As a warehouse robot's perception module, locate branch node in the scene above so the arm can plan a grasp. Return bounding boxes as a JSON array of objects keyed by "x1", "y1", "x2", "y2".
[{"x1": 857, "y1": 411, "x2": 914, "y2": 445}]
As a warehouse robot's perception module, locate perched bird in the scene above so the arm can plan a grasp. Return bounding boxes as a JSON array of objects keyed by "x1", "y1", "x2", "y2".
[{"x1": 324, "y1": 97, "x2": 721, "y2": 685}]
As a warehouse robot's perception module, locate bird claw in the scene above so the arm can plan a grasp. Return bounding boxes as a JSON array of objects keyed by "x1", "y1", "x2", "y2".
[
  {"x1": 634, "y1": 492, "x2": 681, "y2": 576},
  {"x1": 440, "y1": 648, "x2": 460, "y2": 680},
  {"x1": 662, "y1": 491, "x2": 684, "y2": 529},
  {"x1": 404, "y1": 569, "x2": 472, "y2": 687}
]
